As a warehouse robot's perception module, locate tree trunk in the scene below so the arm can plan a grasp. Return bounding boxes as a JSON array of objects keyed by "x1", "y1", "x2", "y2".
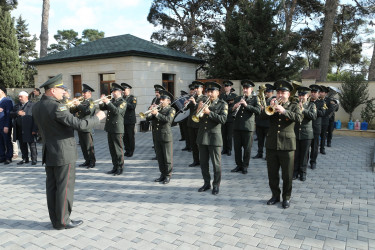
[
  {"x1": 39, "y1": 0, "x2": 50, "y2": 58},
  {"x1": 318, "y1": 0, "x2": 338, "y2": 82},
  {"x1": 368, "y1": 43, "x2": 375, "y2": 81},
  {"x1": 281, "y1": 0, "x2": 297, "y2": 61}
]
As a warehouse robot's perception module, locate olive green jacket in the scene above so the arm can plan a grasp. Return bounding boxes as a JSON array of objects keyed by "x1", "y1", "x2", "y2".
[
  {"x1": 219, "y1": 92, "x2": 237, "y2": 123},
  {"x1": 70, "y1": 98, "x2": 96, "y2": 132},
  {"x1": 187, "y1": 94, "x2": 208, "y2": 128},
  {"x1": 294, "y1": 101, "x2": 317, "y2": 140},
  {"x1": 197, "y1": 98, "x2": 228, "y2": 146},
  {"x1": 233, "y1": 95, "x2": 261, "y2": 131},
  {"x1": 99, "y1": 97, "x2": 127, "y2": 133},
  {"x1": 261, "y1": 101, "x2": 303, "y2": 151},
  {"x1": 146, "y1": 105, "x2": 175, "y2": 142},
  {"x1": 32, "y1": 95, "x2": 100, "y2": 166},
  {"x1": 123, "y1": 94, "x2": 137, "y2": 125}
]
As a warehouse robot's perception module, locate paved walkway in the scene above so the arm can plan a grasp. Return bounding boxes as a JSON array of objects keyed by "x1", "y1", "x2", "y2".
[{"x1": 0, "y1": 128, "x2": 374, "y2": 249}]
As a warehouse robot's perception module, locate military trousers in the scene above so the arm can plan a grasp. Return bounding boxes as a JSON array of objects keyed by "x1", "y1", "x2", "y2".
[
  {"x1": 233, "y1": 130, "x2": 254, "y2": 169},
  {"x1": 123, "y1": 124, "x2": 135, "y2": 154},
  {"x1": 320, "y1": 124, "x2": 328, "y2": 150},
  {"x1": 309, "y1": 133, "x2": 320, "y2": 165},
  {"x1": 327, "y1": 120, "x2": 334, "y2": 144},
  {"x1": 294, "y1": 139, "x2": 312, "y2": 175},
  {"x1": 45, "y1": 163, "x2": 76, "y2": 228},
  {"x1": 179, "y1": 122, "x2": 185, "y2": 140},
  {"x1": 107, "y1": 133, "x2": 124, "y2": 170},
  {"x1": 188, "y1": 127, "x2": 199, "y2": 163},
  {"x1": 199, "y1": 144, "x2": 221, "y2": 188},
  {"x1": 181, "y1": 119, "x2": 190, "y2": 148},
  {"x1": 78, "y1": 131, "x2": 96, "y2": 164},
  {"x1": 256, "y1": 126, "x2": 268, "y2": 155},
  {"x1": 154, "y1": 139, "x2": 173, "y2": 177},
  {"x1": 266, "y1": 148, "x2": 294, "y2": 200},
  {"x1": 221, "y1": 122, "x2": 234, "y2": 152}
]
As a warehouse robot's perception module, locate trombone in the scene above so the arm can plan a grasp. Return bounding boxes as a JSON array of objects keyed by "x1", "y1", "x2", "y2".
[
  {"x1": 192, "y1": 98, "x2": 211, "y2": 123},
  {"x1": 139, "y1": 104, "x2": 161, "y2": 119}
]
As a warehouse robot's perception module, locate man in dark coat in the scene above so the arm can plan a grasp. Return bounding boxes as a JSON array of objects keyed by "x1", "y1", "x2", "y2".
[
  {"x1": 0, "y1": 85, "x2": 13, "y2": 164},
  {"x1": 11, "y1": 91, "x2": 38, "y2": 165},
  {"x1": 319, "y1": 86, "x2": 334, "y2": 155},
  {"x1": 32, "y1": 74, "x2": 106, "y2": 230},
  {"x1": 121, "y1": 83, "x2": 137, "y2": 157}
]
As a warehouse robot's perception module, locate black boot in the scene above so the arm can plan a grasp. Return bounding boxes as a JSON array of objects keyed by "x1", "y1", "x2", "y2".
[
  {"x1": 252, "y1": 153, "x2": 263, "y2": 159},
  {"x1": 231, "y1": 166, "x2": 242, "y2": 172},
  {"x1": 79, "y1": 161, "x2": 89, "y2": 167},
  {"x1": 300, "y1": 173, "x2": 306, "y2": 181}
]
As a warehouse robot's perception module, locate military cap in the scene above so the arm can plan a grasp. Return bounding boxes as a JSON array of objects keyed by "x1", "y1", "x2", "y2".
[
  {"x1": 192, "y1": 81, "x2": 204, "y2": 88},
  {"x1": 188, "y1": 83, "x2": 195, "y2": 90},
  {"x1": 111, "y1": 82, "x2": 124, "y2": 92},
  {"x1": 0, "y1": 85, "x2": 6, "y2": 95},
  {"x1": 309, "y1": 84, "x2": 322, "y2": 92},
  {"x1": 121, "y1": 83, "x2": 132, "y2": 89},
  {"x1": 159, "y1": 90, "x2": 174, "y2": 101},
  {"x1": 39, "y1": 74, "x2": 67, "y2": 90},
  {"x1": 265, "y1": 83, "x2": 275, "y2": 92},
  {"x1": 205, "y1": 81, "x2": 221, "y2": 91},
  {"x1": 241, "y1": 79, "x2": 255, "y2": 88},
  {"x1": 223, "y1": 80, "x2": 234, "y2": 87},
  {"x1": 82, "y1": 84, "x2": 94, "y2": 93},
  {"x1": 230, "y1": 88, "x2": 235, "y2": 93},
  {"x1": 274, "y1": 79, "x2": 293, "y2": 92},
  {"x1": 297, "y1": 86, "x2": 311, "y2": 95},
  {"x1": 320, "y1": 85, "x2": 329, "y2": 93},
  {"x1": 154, "y1": 84, "x2": 165, "y2": 91},
  {"x1": 180, "y1": 90, "x2": 188, "y2": 96}
]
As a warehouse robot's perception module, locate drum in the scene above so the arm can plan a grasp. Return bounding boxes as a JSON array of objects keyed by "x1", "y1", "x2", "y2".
[
  {"x1": 172, "y1": 95, "x2": 189, "y2": 112},
  {"x1": 173, "y1": 109, "x2": 190, "y2": 123}
]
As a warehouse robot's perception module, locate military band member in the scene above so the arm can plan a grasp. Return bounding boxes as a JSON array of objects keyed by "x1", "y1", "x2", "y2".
[
  {"x1": 147, "y1": 90, "x2": 176, "y2": 184},
  {"x1": 327, "y1": 98, "x2": 339, "y2": 147},
  {"x1": 32, "y1": 74, "x2": 106, "y2": 230},
  {"x1": 319, "y1": 86, "x2": 334, "y2": 155},
  {"x1": 178, "y1": 90, "x2": 188, "y2": 142},
  {"x1": 70, "y1": 84, "x2": 97, "y2": 168},
  {"x1": 253, "y1": 84, "x2": 274, "y2": 159},
  {"x1": 99, "y1": 83, "x2": 127, "y2": 176},
  {"x1": 219, "y1": 80, "x2": 237, "y2": 156},
  {"x1": 121, "y1": 83, "x2": 137, "y2": 157},
  {"x1": 150, "y1": 85, "x2": 165, "y2": 160},
  {"x1": 181, "y1": 88, "x2": 193, "y2": 152},
  {"x1": 308, "y1": 85, "x2": 326, "y2": 169},
  {"x1": 293, "y1": 87, "x2": 317, "y2": 181},
  {"x1": 261, "y1": 80, "x2": 303, "y2": 209},
  {"x1": 196, "y1": 82, "x2": 227, "y2": 195},
  {"x1": 231, "y1": 80, "x2": 261, "y2": 174},
  {"x1": 185, "y1": 81, "x2": 207, "y2": 167}
]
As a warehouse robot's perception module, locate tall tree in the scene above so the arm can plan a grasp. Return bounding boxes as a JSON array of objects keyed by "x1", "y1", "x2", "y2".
[
  {"x1": 48, "y1": 29, "x2": 82, "y2": 54},
  {"x1": 0, "y1": 0, "x2": 17, "y2": 11},
  {"x1": 0, "y1": 7, "x2": 22, "y2": 87},
  {"x1": 369, "y1": 43, "x2": 375, "y2": 80},
  {"x1": 82, "y1": 29, "x2": 105, "y2": 43},
  {"x1": 318, "y1": 0, "x2": 339, "y2": 81},
  {"x1": 16, "y1": 16, "x2": 38, "y2": 87},
  {"x1": 40, "y1": 0, "x2": 50, "y2": 58}
]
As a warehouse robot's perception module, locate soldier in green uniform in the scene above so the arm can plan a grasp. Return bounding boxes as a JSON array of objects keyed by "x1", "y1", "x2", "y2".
[
  {"x1": 186, "y1": 81, "x2": 207, "y2": 167},
  {"x1": 32, "y1": 74, "x2": 106, "y2": 230},
  {"x1": 121, "y1": 83, "x2": 137, "y2": 157},
  {"x1": 70, "y1": 84, "x2": 97, "y2": 169},
  {"x1": 219, "y1": 80, "x2": 237, "y2": 156},
  {"x1": 261, "y1": 80, "x2": 303, "y2": 209},
  {"x1": 231, "y1": 80, "x2": 261, "y2": 174},
  {"x1": 181, "y1": 84, "x2": 196, "y2": 152},
  {"x1": 308, "y1": 85, "x2": 326, "y2": 169},
  {"x1": 150, "y1": 85, "x2": 165, "y2": 160},
  {"x1": 196, "y1": 82, "x2": 228, "y2": 195},
  {"x1": 293, "y1": 87, "x2": 317, "y2": 181},
  {"x1": 99, "y1": 83, "x2": 127, "y2": 176},
  {"x1": 146, "y1": 90, "x2": 176, "y2": 184}
]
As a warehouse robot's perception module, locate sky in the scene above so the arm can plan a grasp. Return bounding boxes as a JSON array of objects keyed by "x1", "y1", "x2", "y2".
[{"x1": 11, "y1": 0, "x2": 158, "y2": 54}]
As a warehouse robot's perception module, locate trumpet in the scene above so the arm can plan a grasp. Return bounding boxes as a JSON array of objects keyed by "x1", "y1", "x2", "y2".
[
  {"x1": 182, "y1": 91, "x2": 197, "y2": 110},
  {"x1": 93, "y1": 95, "x2": 112, "y2": 104},
  {"x1": 192, "y1": 98, "x2": 211, "y2": 123},
  {"x1": 139, "y1": 104, "x2": 161, "y2": 119},
  {"x1": 65, "y1": 96, "x2": 84, "y2": 107},
  {"x1": 265, "y1": 98, "x2": 283, "y2": 115}
]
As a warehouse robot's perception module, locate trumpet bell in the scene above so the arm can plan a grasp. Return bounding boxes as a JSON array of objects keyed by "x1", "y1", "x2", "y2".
[
  {"x1": 139, "y1": 112, "x2": 146, "y2": 119},
  {"x1": 192, "y1": 115, "x2": 200, "y2": 123},
  {"x1": 265, "y1": 106, "x2": 275, "y2": 116}
]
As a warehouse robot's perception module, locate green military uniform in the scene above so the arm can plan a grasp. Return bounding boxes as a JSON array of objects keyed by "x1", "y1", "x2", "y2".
[
  {"x1": 147, "y1": 90, "x2": 176, "y2": 183},
  {"x1": 261, "y1": 80, "x2": 303, "y2": 208},
  {"x1": 32, "y1": 74, "x2": 101, "y2": 229},
  {"x1": 232, "y1": 80, "x2": 261, "y2": 174},
  {"x1": 99, "y1": 83, "x2": 127, "y2": 175},
  {"x1": 121, "y1": 83, "x2": 137, "y2": 157},
  {"x1": 197, "y1": 82, "x2": 228, "y2": 195},
  {"x1": 70, "y1": 84, "x2": 97, "y2": 168},
  {"x1": 293, "y1": 87, "x2": 317, "y2": 181},
  {"x1": 150, "y1": 85, "x2": 165, "y2": 159}
]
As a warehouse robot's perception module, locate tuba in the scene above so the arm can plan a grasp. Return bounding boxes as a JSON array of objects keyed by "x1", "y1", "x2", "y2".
[
  {"x1": 289, "y1": 80, "x2": 302, "y2": 102},
  {"x1": 257, "y1": 84, "x2": 267, "y2": 108}
]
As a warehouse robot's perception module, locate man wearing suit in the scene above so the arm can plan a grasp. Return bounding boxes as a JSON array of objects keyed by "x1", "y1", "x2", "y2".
[
  {"x1": 261, "y1": 80, "x2": 303, "y2": 209},
  {"x1": 196, "y1": 82, "x2": 228, "y2": 195},
  {"x1": 32, "y1": 74, "x2": 105, "y2": 230},
  {"x1": 231, "y1": 80, "x2": 261, "y2": 174},
  {"x1": 0, "y1": 85, "x2": 13, "y2": 164},
  {"x1": 147, "y1": 90, "x2": 176, "y2": 184},
  {"x1": 99, "y1": 83, "x2": 127, "y2": 176},
  {"x1": 11, "y1": 91, "x2": 38, "y2": 165},
  {"x1": 121, "y1": 83, "x2": 137, "y2": 157}
]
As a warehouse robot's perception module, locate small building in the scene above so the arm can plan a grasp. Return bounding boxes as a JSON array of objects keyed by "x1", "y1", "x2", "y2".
[{"x1": 30, "y1": 34, "x2": 204, "y2": 125}]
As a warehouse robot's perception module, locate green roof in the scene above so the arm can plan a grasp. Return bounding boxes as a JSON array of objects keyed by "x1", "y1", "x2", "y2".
[{"x1": 30, "y1": 34, "x2": 204, "y2": 65}]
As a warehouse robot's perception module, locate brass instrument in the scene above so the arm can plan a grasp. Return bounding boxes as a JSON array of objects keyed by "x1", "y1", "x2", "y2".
[
  {"x1": 182, "y1": 91, "x2": 197, "y2": 110},
  {"x1": 257, "y1": 84, "x2": 267, "y2": 108},
  {"x1": 93, "y1": 95, "x2": 112, "y2": 104},
  {"x1": 232, "y1": 96, "x2": 245, "y2": 118},
  {"x1": 65, "y1": 96, "x2": 84, "y2": 107},
  {"x1": 289, "y1": 80, "x2": 302, "y2": 102},
  {"x1": 192, "y1": 98, "x2": 211, "y2": 123},
  {"x1": 265, "y1": 98, "x2": 283, "y2": 116},
  {"x1": 139, "y1": 104, "x2": 161, "y2": 119}
]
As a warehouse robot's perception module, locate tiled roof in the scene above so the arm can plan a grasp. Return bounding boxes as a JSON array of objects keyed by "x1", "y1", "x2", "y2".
[{"x1": 30, "y1": 34, "x2": 204, "y2": 65}]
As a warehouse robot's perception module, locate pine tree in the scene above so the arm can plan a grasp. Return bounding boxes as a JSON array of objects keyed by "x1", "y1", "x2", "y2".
[
  {"x1": 16, "y1": 16, "x2": 38, "y2": 87},
  {"x1": 0, "y1": 7, "x2": 22, "y2": 87}
]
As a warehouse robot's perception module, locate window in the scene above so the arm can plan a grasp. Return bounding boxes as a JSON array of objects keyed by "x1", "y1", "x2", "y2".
[
  {"x1": 100, "y1": 73, "x2": 115, "y2": 96},
  {"x1": 162, "y1": 74, "x2": 175, "y2": 97},
  {"x1": 72, "y1": 75, "x2": 82, "y2": 97}
]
